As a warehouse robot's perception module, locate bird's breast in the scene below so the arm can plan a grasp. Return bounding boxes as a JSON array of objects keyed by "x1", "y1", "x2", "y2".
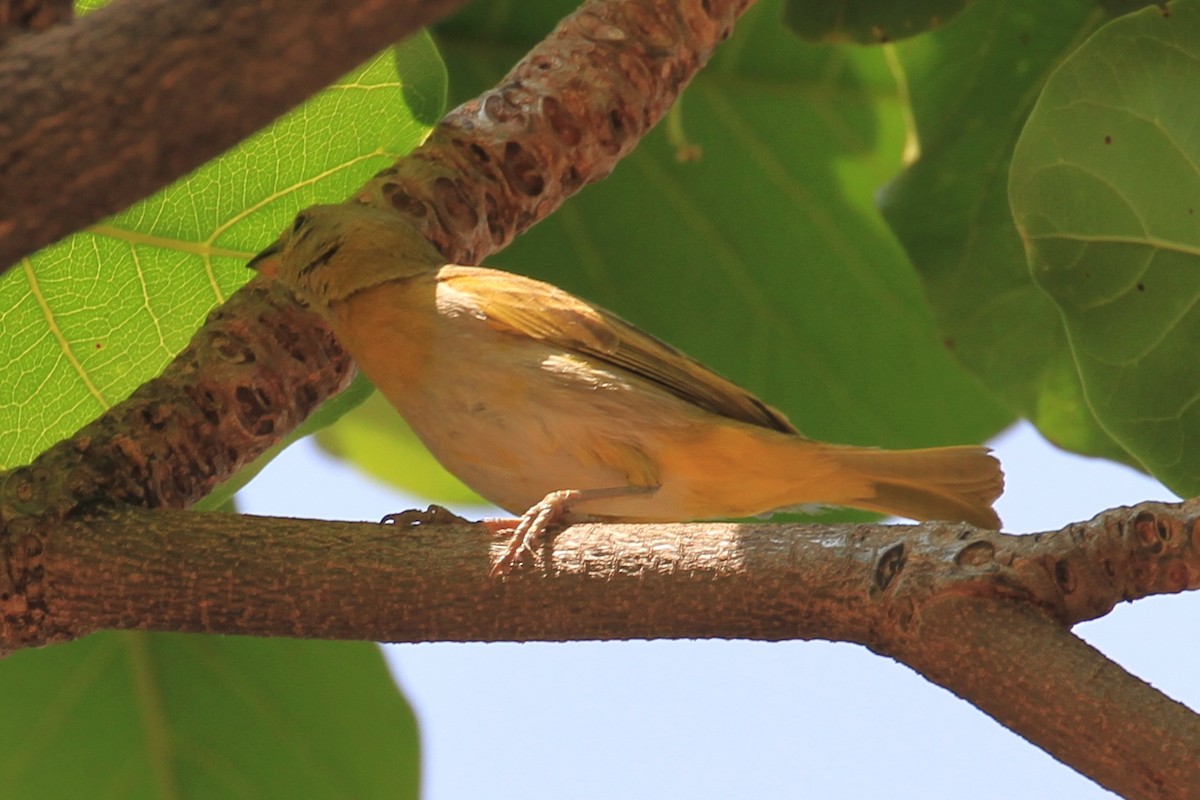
[{"x1": 329, "y1": 278, "x2": 658, "y2": 514}]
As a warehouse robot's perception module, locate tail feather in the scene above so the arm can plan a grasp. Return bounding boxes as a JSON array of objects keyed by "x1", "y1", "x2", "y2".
[
  {"x1": 654, "y1": 428, "x2": 1004, "y2": 528},
  {"x1": 828, "y1": 445, "x2": 1004, "y2": 529}
]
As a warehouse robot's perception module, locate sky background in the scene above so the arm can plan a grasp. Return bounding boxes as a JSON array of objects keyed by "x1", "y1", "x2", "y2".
[{"x1": 237, "y1": 421, "x2": 1193, "y2": 799}]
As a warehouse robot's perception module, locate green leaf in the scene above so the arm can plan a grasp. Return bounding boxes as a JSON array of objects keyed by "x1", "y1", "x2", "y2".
[
  {"x1": 0, "y1": 32, "x2": 446, "y2": 470},
  {"x1": 427, "y1": 0, "x2": 1009, "y2": 463},
  {"x1": 1010, "y1": 0, "x2": 1200, "y2": 494},
  {"x1": 783, "y1": 0, "x2": 976, "y2": 44},
  {"x1": 880, "y1": 0, "x2": 1135, "y2": 463},
  {"x1": 0, "y1": 633, "x2": 419, "y2": 799}
]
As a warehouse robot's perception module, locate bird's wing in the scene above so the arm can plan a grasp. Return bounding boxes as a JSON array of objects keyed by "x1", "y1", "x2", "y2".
[{"x1": 438, "y1": 266, "x2": 799, "y2": 435}]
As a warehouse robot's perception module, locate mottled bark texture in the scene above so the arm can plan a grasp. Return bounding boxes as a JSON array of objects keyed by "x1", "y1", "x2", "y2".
[
  {"x1": 39, "y1": 501, "x2": 1200, "y2": 796},
  {"x1": 356, "y1": 0, "x2": 755, "y2": 264},
  {"x1": 45, "y1": 501, "x2": 1200, "y2": 643},
  {"x1": 0, "y1": 0, "x2": 469, "y2": 273},
  {"x1": 0, "y1": 279, "x2": 353, "y2": 647}
]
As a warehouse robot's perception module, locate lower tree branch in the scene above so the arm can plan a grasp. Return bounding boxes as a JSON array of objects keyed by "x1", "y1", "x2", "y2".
[
  {"x1": 27, "y1": 499, "x2": 1200, "y2": 796},
  {"x1": 40, "y1": 500, "x2": 1197, "y2": 645}
]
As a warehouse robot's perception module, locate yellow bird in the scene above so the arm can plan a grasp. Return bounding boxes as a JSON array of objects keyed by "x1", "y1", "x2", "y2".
[{"x1": 252, "y1": 204, "x2": 1003, "y2": 572}]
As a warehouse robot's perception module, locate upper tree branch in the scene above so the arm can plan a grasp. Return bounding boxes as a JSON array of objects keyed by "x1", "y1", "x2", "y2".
[
  {"x1": 356, "y1": 0, "x2": 755, "y2": 263},
  {"x1": 0, "y1": 0, "x2": 469, "y2": 273}
]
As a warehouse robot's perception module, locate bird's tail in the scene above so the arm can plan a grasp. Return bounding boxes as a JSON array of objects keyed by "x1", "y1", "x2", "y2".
[{"x1": 819, "y1": 444, "x2": 1004, "y2": 529}]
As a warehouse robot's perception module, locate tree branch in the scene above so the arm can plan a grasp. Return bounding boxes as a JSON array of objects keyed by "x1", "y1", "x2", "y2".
[
  {"x1": 39, "y1": 500, "x2": 1200, "y2": 644},
  {"x1": 29, "y1": 500, "x2": 1200, "y2": 796},
  {"x1": 355, "y1": 0, "x2": 755, "y2": 264},
  {"x1": 3, "y1": 0, "x2": 758, "y2": 530},
  {"x1": 0, "y1": 0, "x2": 469, "y2": 273}
]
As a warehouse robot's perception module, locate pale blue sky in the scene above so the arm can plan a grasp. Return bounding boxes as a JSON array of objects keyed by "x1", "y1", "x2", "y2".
[{"x1": 238, "y1": 421, "x2": 1193, "y2": 799}]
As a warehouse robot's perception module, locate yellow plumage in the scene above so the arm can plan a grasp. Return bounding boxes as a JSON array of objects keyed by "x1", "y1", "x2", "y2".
[{"x1": 252, "y1": 204, "x2": 1003, "y2": 567}]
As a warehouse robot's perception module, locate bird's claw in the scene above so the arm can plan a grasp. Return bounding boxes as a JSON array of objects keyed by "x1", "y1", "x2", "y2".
[{"x1": 381, "y1": 504, "x2": 469, "y2": 527}]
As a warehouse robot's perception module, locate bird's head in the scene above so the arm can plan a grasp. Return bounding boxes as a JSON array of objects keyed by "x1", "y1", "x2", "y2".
[{"x1": 249, "y1": 203, "x2": 444, "y2": 309}]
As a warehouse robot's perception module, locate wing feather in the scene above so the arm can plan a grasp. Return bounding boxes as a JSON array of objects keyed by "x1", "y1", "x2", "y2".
[{"x1": 439, "y1": 266, "x2": 799, "y2": 435}]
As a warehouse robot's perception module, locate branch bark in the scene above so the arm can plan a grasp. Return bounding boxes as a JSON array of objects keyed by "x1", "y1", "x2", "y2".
[
  {"x1": 887, "y1": 600, "x2": 1200, "y2": 800},
  {"x1": 30, "y1": 500, "x2": 1200, "y2": 796},
  {"x1": 355, "y1": 0, "x2": 755, "y2": 264},
  {"x1": 37, "y1": 500, "x2": 1200, "y2": 643},
  {"x1": 0, "y1": 0, "x2": 469, "y2": 273}
]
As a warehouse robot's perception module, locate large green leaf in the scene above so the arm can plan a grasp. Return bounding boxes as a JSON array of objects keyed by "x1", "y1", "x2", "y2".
[
  {"x1": 880, "y1": 0, "x2": 1133, "y2": 463},
  {"x1": 1010, "y1": 0, "x2": 1200, "y2": 494},
  {"x1": 783, "y1": 0, "x2": 976, "y2": 44},
  {"x1": 0, "y1": 633, "x2": 419, "y2": 799},
  {"x1": 423, "y1": 0, "x2": 1008, "y2": 462},
  {"x1": 0, "y1": 34, "x2": 446, "y2": 470}
]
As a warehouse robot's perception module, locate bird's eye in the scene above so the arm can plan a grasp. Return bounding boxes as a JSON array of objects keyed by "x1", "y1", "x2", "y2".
[{"x1": 292, "y1": 213, "x2": 309, "y2": 234}]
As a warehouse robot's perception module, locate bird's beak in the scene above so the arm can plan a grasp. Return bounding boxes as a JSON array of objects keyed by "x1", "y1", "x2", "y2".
[{"x1": 246, "y1": 241, "x2": 282, "y2": 276}]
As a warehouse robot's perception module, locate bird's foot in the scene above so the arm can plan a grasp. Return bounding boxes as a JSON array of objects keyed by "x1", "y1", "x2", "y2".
[
  {"x1": 381, "y1": 504, "x2": 470, "y2": 527},
  {"x1": 489, "y1": 490, "x2": 580, "y2": 577}
]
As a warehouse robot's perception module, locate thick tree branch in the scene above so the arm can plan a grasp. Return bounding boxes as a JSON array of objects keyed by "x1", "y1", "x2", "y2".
[
  {"x1": 3, "y1": 0, "x2": 758, "y2": 530},
  {"x1": 30, "y1": 501, "x2": 1200, "y2": 796},
  {"x1": 39, "y1": 500, "x2": 1200, "y2": 644},
  {"x1": 0, "y1": 0, "x2": 469, "y2": 273}
]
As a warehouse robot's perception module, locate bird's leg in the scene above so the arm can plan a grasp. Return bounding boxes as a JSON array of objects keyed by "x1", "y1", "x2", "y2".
[{"x1": 491, "y1": 485, "x2": 656, "y2": 577}]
